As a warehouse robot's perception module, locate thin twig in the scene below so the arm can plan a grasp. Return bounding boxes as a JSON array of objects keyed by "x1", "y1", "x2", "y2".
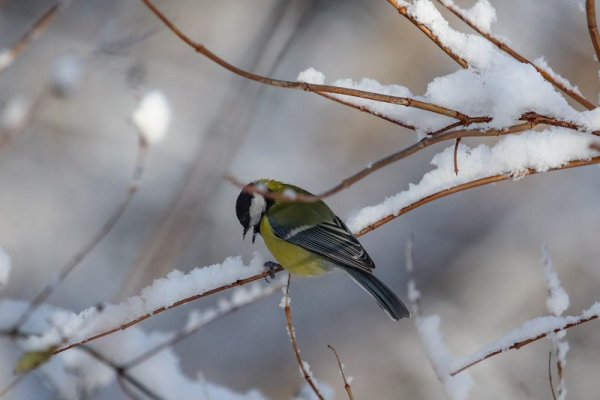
[
  {"x1": 387, "y1": 0, "x2": 468, "y2": 68},
  {"x1": 327, "y1": 345, "x2": 355, "y2": 400},
  {"x1": 435, "y1": 0, "x2": 595, "y2": 110},
  {"x1": 10, "y1": 139, "x2": 148, "y2": 333},
  {"x1": 140, "y1": 0, "x2": 475, "y2": 122},
  {"x1": 80, "y1": 346, "x2": 164, "y2": 400},
  {"x1": 0, "y1": 1, "x2": 69, "y2": 75},
  {"x1": 318, "y1": 121, "x2": 533, "y2": 199},
  {"x1": 453, "y1": 137, "x2": 461, "y2": 175},
  {"x1": 0, "y1": 372, "x2": 27, "y2": 397},
  {"x1": 548, "y1": 352, "x2": 557, "y2": 400},
  {"x1": 284, "y1": 275, "x2": 324, "y2": 400},
  {"x1": 587, "y1": 0, "x2": 600, "y2": 66},
  {"x1": 450, "y1": 314, "x2": 599, "y2": 376}
]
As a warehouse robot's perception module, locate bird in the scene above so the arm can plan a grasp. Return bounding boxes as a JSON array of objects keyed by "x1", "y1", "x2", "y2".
[{"x1": 235, "y1": 179, "x2": 410, "y2": 321}]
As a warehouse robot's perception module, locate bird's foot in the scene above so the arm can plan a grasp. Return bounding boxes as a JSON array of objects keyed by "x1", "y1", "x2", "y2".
[{"x1": 263, "y1": 261, "x2": 280, "y2": 282}]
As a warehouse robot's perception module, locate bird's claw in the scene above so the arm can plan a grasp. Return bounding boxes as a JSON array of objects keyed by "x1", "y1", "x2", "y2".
[{"x1": 263, "y1": 261, "x2": 279, "y2": 281}]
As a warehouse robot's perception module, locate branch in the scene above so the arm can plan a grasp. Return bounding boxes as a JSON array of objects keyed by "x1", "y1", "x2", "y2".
[
  {"x1": 0, "y1": 1, "x2": 69, "y2": 75},
  {"x1": 121, "y1": 279, "x2": 285, "y2": 369},
  {"x1": 450, "y1": 308, "x2": 599, "y2": 376},
  {"x1": 436, "y1": 0, "x2": 595, "y2": 110},
  {"x1": 327, "y1": 345, "x2": 355, "y2": 400},
  {"x1": 587, "y1": 0, "x2": 600, "y2": 65},
  {"x1": 139, "y1": 0, "x2": 474, "y2": 122},
  {"x1": 283, "y1": 275, "x2": 324, "y2": 400},
  {"x1": 10, "y1": 139, "x2": 148, "y2": 333},
  {"x1": 356, "y1": 155, "x2": 600, "y2": 236}
]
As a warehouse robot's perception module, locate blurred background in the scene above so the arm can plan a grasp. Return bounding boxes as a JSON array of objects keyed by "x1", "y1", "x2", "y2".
[{"x1": 1, "y1": 0, "x2": 599, "y2": 398}]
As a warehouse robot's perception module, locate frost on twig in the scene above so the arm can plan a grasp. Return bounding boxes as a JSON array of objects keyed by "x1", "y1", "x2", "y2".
[
  {"x1": 405, "y1": 239, "x2": 473, "y2": 399},
  {"x1": 541, "y1": 246, "x2": 569, "y2": 400}
]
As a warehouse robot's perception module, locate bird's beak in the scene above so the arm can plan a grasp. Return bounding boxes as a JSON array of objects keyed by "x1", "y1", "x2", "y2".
[{"x1": 242, "y1": 226, "x2": 249, "y2": 241}]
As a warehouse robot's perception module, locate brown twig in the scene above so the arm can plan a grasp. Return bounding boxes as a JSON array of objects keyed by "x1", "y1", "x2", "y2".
[
  {"x1": 51, "y1": 265, "x2": 283, "y2": 355},
  {"x1": 387, "y1": 0, "x2": 468, "y2": 68},
  {"x1": 316, "y1": 92, "x2": 417, "y2": 131},
  {"x1": 435, "y1": 0, "x2": 595, "y2": 110},
  {"x1": 0, "y1": 2, "x2": 69, "y2": 76},
  {"x1": 357, "y1": 155, "x2": 600, "y2": 236},
  {"x1": 318, "y1": 121, "x2": 532, "y2": 199},
  {"x1": 283, "y1": 275, "x2": 324, "y2": 400},
  {"x1": 10, "y1": 139, "x2": 148, "y2": 333},
  {"x1": 327, "y1": 345, "x2": 355, "y2": 400},
  {"x1": 0, "y1": 373, "x2": 27, "y2": 398},
  {"x1": 587, "y1": 0, "x2": 600, "y2": 66},
  {"x1": 453, "y1": 137, "x2": 461, "y2": 175},
  {"x1": 450, "y1": 313, "x2": 599, "y2": 376},
  {"x1": 121, "y1": 280, "x2": 285, "y2": 369},
  {"x1": 548, "y1": 352, "x2": 557, "y2": 400},
  {"x1": 140, "y1": 0, "x2": 475, "y2": 123}
]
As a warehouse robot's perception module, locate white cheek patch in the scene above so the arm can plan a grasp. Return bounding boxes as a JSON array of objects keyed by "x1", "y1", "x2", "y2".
[{"x1": 249, "y1": 194, "x2": 266, "y2": 226}]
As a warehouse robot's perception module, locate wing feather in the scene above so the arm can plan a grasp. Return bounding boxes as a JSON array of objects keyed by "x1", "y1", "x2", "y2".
[{"x1": 270, "y1": 215, "x2": 375, "y2": 272}]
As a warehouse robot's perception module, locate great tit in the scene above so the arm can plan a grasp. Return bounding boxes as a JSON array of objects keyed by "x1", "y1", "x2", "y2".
[{"x1": 235, "y1": 179, "x2": 409, "y2": 321}]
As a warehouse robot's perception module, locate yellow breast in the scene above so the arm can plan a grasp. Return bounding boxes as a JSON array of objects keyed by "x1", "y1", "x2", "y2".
[{"x1": 260, "y1": 217, "x2": 327, "y2": 277}]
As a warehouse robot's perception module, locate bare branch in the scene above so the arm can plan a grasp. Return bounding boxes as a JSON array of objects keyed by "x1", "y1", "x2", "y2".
[
  {"x1": 587, "y1": 0, "x2": 600, "y2": 66},
  {"x1": 548, "y1": 352, "x2": 557, "y2": 400},
  {"x1": 327, "y1": 345, "x2": 355, "y2": 400},
  {"x1": 283, "y1": 275, "x2": 324, "y2": 400},
  {"x1": 0, "y1": 2, "x2": 70, "y2": 76},
  {"x1": 10, "y1": 139, "x2": 148, "y2": 333},
  {"x1": 139, "y1": 0, "x2": 475, "y2": 122}
]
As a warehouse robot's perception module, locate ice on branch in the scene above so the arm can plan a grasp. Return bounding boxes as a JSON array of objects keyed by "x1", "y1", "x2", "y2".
[
  {"x1": 132, "y1": 90, "x2": 171, "y2": 145},
  {"x1": 297, "y1": 68, "x2": 325, "y2": 85},
  {"x1": 416, "y1": 316, "x2": 473, "y2": 400},
  {"x1": 19, "y1": 253, "x2": 266, "y2": 350},
  {"x1": 52, "y1": 53, "x2": 83, "y2": 97},
  {"x1": 450, "y1": 302, "x2": 600, "y2": 374},
  {"x1": 0, "y1": 96, "x2": 31, "y2": 132},
  {"x1": 438, "y1": 0, "x2": 497, "y2": 33},
  {"x1": 346, "y1": 128, "x2": 597, "y2": 233},
  {"x1": 0, "y1": 246, "x2": 11, "y2": 292}
]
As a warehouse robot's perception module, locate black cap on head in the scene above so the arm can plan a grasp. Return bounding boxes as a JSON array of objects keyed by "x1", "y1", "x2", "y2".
[{"x1": 235, "y1": 187, "x2": 253, "y2": 239}]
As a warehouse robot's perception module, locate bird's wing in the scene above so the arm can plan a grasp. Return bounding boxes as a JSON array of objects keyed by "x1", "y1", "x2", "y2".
[{"x1": 268, "y1": 209, "x2": 375, "y2": 273}]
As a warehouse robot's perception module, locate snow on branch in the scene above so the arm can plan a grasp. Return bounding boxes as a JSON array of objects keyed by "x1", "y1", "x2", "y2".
[
  {"x1": 347, "y1": 128, "x2": 599, "y2": 233},
  {"x1": 19, "y1": 253, "x2": 266, "y2": 354},
  {"x1": 450, "y1": 303, "x2": 600, "y2": 376}
]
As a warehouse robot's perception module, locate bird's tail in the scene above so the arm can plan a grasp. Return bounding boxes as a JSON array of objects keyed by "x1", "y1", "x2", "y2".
[{"x1": 340, "y1": 266, "x2": 410, "y2": 321}]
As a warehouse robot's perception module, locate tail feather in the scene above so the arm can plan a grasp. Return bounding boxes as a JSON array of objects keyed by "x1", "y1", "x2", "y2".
[{"x1": 340, "y1": 266, "x2": 410, "y2": 321}]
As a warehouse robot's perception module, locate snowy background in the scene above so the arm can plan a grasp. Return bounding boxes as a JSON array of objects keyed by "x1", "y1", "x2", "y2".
[{"x1": 1, "y1": 0, "x2": 600, "y2": 399}]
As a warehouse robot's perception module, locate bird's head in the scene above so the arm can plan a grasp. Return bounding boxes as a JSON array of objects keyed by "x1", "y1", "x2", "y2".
[{"x1": 235, "y1": 180, "x2": 275, "y2": 243}]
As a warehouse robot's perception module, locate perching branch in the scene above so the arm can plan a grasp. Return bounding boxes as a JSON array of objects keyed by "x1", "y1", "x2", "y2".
[
  {"x1": 587, "y1": 0, "x2": 600, "y2": 66},
  {"x1": 139, "y1": 0, "x2": 478, "y2": 123},
  {"x1": 435, "y1": 0, "x2": 596, "y2": 110},
  {"x1": 10, "y1": 138, "x2": 148, "y2": 333},
  {"x1": 121, "y1": 280, "x2": 285, "y2": 369},
  {"x1": 283, "y1": 275, "x2": 324, "y2": 400}
]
